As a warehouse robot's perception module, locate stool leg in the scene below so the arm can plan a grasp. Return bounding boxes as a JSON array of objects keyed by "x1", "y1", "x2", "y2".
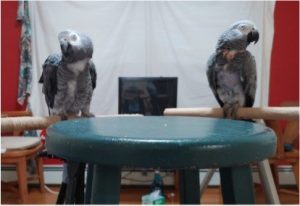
[
  {"x1": 16, "y1": 157, "x2": 28, "y2": 204},
  {"x1": 56, "y1": 163, "x2": 68, "y2": 204},
  {"x1": 75, "y1": 163, "x2": 85, "y2": 204},
  {"x1": 257, "y1": 159, "x2": 280, "y2": 204},
  {"x1": 56, "y1": 182, "x2": 67, "y2": 204},
  {"x1": 65, "y1": 162, "x2": 81, "y2": 204},
  {"x1": 85, "y1": 164, "x2": 94, "y2": 204},
  {"x1": 91, "y1": 164, "x2": 121, "y2": 204},
  {"x1": 219, "y1": 165, "x2": 255, "y2": 204},
  {"x1": 65, "y1": 178, "x2": 77, "y2": 204},
  {"x1": 35, "y1": 156, "x2": 45, "y2": 192},
  {"x1": 179, "y1": 169, "x2": 200, "y2": 204}
]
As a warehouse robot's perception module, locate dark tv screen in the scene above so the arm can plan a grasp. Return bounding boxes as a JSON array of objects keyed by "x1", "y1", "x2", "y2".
[{"x1": 118, "y1": 77, "x2": 178, "y2": 115}]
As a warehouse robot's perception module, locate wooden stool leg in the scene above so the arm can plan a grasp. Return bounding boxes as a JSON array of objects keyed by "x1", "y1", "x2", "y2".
[
  {"x1": 270, "y1": 163, "x2": 280, "y2": 190},
  {"x1": 292, "y1": 161, "x2": 299, "y2": 190},
  {"x1": 35, "y1": 156, "x2": 45, "y2": 192},
  {"x1": 174, "y1": 169, "x2": 180, "y2": 191},
  {"x1": 17, "y1": 157, "x2": 28, "y2": 204},
  {"x1": 220, "y1": 165, "x2": 255, "y2": 204},
  {"x1": 91, "y1": 164, "x2": 121, "y2": 204},
  {"x1": 179, "y1": 169, "x2": 200, "y2": 204}
]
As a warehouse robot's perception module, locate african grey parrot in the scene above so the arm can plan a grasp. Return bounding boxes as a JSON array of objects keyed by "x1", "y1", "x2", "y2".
[
  {"x1": 207, "y1": 20, "x2": 259, "y2": 119},
  {"x1": 39, "y1": 30, "x2": 96, "y2": 118},
  {"x1": 39, "y1": 30, "x2": 97, "y2": 204}
]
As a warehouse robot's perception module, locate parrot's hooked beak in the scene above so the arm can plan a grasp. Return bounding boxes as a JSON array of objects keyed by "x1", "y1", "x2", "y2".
[
  {"x1": 60, "y1": 40, "x2": 72, "y2": 56},
  {"x1": 247, "y1": 29, "x2": 259, "y2": 44}
]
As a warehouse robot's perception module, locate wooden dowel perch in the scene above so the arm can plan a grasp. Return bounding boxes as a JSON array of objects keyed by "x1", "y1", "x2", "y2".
[
  {"x1": 1, "y1": 114, "x2": 142, "y2": 133},
  {"x1": 1, "y1": 116, "x2": 62, "y2": 133},
  {"x1": 164, "y1": 107, "x2": 299, "y2": 120}
]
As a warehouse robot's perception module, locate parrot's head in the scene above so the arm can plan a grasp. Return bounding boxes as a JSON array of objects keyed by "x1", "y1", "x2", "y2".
[
  {"x1": 217, "y1": 20, "x2": 259, "y2": 51},
  {"x1": 230, "y1": 20, "x2": 259, "y2": 44},
  {"x1": 58, "y1": 30, "x2": 93, "y2": 62}
]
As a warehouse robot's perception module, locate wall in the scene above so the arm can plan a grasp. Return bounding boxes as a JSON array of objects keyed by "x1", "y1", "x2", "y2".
[{"x1": 1, "y1": 1, "x2": 298, "y2": 112}]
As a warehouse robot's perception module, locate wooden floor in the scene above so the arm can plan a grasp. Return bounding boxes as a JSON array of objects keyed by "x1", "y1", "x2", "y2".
[{"x1": 1, "y1": 185, "x2": 299, "y2": 204}]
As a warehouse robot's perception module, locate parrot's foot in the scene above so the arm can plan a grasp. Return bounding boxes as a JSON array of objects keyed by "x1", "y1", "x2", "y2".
[
  {"x1": 60, "y1": 114, "x2": 68, "y2": 121},
  {"x1": 223, "y1": 104, "x2": 239, "y2": 120},
  {"x1": 52, "y1": 110, "x2": 67, "y2": 120},
  {"x1": 56, "y1": 113, "x2": 79, "y2": 120},
  {"x1": 81, "y1": 112, "x2": 95, "y2": 118}
]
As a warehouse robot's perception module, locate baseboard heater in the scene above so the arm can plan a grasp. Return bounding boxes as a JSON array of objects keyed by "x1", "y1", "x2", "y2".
[{"x1": 1, "y1": 165, "x2": 296, "y2": 186}]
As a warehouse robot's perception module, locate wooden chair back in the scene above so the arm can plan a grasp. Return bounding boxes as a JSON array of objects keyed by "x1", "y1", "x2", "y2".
[
  {"x1": 264, "y1": 102, "x2": 299, "y2": 194},
  {"x1": 1, "y1": 110, "x2": 45, "y2": 203}
]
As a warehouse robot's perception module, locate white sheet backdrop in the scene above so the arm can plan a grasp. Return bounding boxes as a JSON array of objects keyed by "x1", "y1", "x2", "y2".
[{"x1": 29, "y1": 1, "x2": 275, "y2": 116}]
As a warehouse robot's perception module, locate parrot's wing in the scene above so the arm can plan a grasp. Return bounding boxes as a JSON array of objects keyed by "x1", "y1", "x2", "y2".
[
  {"x1": 241, "y1": 52, "x2": 257, "y2": 107},
  {"x1": 39, "y1": 54, "x2": 61, "y2": 109},
  {"x1": 207, "y1": 53, "x2": 224, "y2": 107},
  {"x1": 88, "y1": 60, "x2": 97, "y2": 90}
]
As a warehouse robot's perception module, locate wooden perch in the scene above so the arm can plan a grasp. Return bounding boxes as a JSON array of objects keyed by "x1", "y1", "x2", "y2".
[
  {"x1": 1, "y1": 116, "x2": 62, "y2": 133},
  {"x1": 164, "y1": 107, "x2": 299, "y2": 120},
  {"x1": 1, "y1": 114, "x2": 143, "y2": 133}
]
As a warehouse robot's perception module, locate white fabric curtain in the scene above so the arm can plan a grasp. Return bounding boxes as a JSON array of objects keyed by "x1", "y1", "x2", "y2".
[{"x1": 29, "y1": 1, "x2": 275, "y2": 116}]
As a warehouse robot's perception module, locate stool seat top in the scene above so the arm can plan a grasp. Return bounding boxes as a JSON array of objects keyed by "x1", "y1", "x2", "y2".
[
  {"x1": 46, "y1": 116, "x2": 276, "y2": 169},
  {"x1": 1, "y1": 137, "x2": 41, "y2": 152}
]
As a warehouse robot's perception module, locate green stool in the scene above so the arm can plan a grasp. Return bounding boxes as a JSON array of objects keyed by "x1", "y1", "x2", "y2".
[{"x1": 46, "y1": 116, "x2": 276, "y2": 204}]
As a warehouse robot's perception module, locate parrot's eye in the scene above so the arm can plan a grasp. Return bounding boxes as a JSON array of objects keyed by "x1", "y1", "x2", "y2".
[
  {"x1": 239, "y1": 25, "x2": 246, "y2": 30},
  {"x1": 70, "y1": 34, "x2": 77, "y2": 41}
]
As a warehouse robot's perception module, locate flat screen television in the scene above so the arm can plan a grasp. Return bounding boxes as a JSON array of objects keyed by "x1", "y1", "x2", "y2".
[{"x1": 118, "y1": 77, "x2": 178, "y2": 115}]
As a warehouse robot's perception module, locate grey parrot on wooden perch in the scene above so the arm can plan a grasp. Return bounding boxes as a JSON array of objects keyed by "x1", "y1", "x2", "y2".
[
  {"x1": 39, "y1": 30, "x2": 97, "y2": 118},
  {"x1": 207, "y1": 20, "x2": 259, "y2": 119}
]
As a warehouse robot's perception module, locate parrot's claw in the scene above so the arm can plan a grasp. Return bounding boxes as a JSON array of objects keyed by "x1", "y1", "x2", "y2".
[
  {"x1": 60, "y1": 114, "x2": 68, "y2": 121},
  {"x1": 231, "y1": 104, "x2": 240, "y2": 120},
  {"x1": 223, "y1": 105, "x2": 231, "y2": 119},
  {"x1": 81, "y1": 112, "x2": 95, "y2": 118},
  {"x1": 223, "y1": 104, "x2": 239, "y2": 120}
]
